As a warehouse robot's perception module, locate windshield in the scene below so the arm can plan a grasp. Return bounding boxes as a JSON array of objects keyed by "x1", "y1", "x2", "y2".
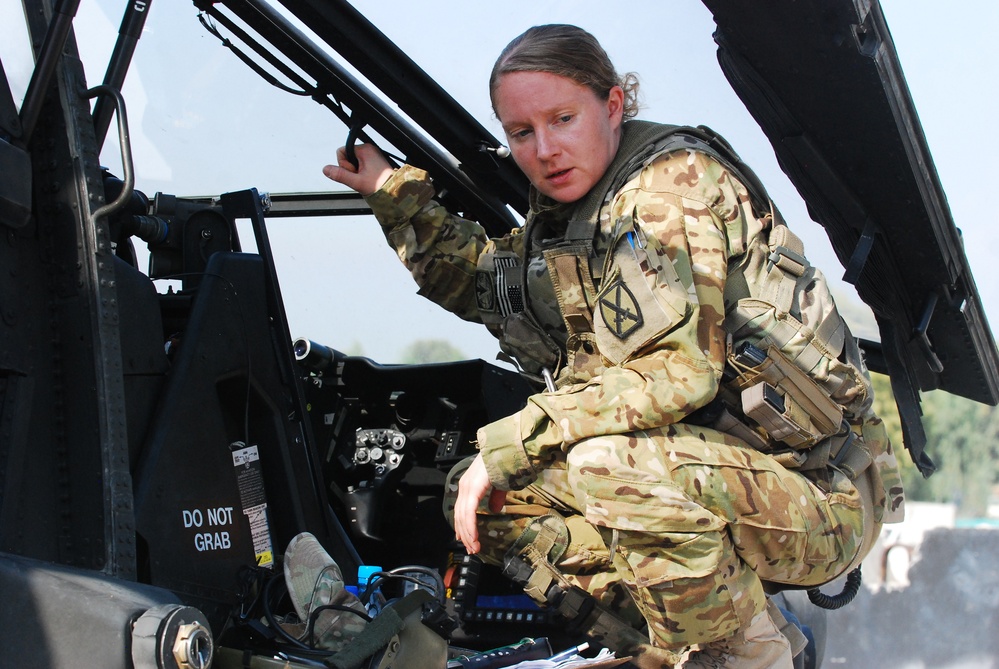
[
  {"x1": 0, "y1": 4, "x2": 34, "y2": 114},
  {"x1": 45, "y1": 0, "x2": 996, "y2": 365}
]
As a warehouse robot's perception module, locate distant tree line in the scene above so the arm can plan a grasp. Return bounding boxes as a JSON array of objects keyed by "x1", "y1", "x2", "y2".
[
  {"x1": 399, "y1": 339, "x2": 467, "y2": 364},
  {"x1": 871, "y1": 373, "x2": 999, "y2": 518}
]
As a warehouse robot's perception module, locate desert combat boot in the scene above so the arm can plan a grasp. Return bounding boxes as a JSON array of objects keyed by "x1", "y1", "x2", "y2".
[{"x1": 677, "y1": 606, "x2": 793, "y2": 668}]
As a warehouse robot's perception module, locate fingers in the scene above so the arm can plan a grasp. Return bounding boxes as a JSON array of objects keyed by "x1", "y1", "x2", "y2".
[
  {"x1": 335, "y1": 145, "x2": 355, "y2": 171},
  {"x1": 322, "y1": 162, "x2": 359, "y2": 191},
  {"x1": 322, "y1": 143, "x2": 394, "y2": 196},
  {"x1": 454, "y1": 480, "x2": 482, "y2": 554},
  {"x1": 453, "y1": 454, "x2": 495, "y2": 554}
]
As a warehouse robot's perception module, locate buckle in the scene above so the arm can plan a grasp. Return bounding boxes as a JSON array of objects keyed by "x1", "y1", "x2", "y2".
[
  {"x1": 552, "y1": 585, "x2": 596, "y2": 633},
  {"x1": 767, "y1": 245, "x2": 809, "y2": 277}
]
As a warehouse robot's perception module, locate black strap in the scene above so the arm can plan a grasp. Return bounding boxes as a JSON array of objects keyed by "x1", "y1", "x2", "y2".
[
  {"x1": 325, "y1": 590, "x2": 434, "y2": 669},
  {"x1": 198, "y1": 13, "x2": 310, "y2": 97}
]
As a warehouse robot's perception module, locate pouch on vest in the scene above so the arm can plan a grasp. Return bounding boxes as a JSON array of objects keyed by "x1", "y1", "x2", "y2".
[
  {"x1": 497, "y1": 310, "x2": 563, "y2": 379},
  {"x1": 476, "y1": 244, "x2": 564, "y2": 379},
  {"x1": 722, "y1": 219, "x2": 869, "y2": 453},
  {"x1": 730, "y1": 342, "x2": 843, "y2": 448}
]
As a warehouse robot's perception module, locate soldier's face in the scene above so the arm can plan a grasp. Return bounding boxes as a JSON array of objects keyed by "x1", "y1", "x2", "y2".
[{"x1": 494, "y1": 71, "x2": 624, "y2": 204}]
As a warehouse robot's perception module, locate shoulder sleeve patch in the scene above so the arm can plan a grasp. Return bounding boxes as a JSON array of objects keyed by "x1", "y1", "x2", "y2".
[
  {"x1": 594, "y1": 236, "x2": 692, "y2": 365},
  {"x1": 598, "y1": 278, "x2": 643, "y2": 339}
]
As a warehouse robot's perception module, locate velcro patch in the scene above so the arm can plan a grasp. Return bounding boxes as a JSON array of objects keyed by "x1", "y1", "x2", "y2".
[
  {"x1": 475, "y1": 271, "x2": 496, "y2": 312},
  {"x1": 598, "y1": 279, "x2": 643, "y2": 339}
]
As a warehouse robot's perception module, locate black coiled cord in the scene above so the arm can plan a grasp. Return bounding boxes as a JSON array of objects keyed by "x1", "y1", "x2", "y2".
[{"x1": 807, "y1": 567, "x2": 862, "y2": 610}]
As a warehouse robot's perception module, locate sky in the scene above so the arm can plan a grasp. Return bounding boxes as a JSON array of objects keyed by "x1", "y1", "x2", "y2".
[{"x1": 2, "y1": 0, "x2": 996, "y2": 367}]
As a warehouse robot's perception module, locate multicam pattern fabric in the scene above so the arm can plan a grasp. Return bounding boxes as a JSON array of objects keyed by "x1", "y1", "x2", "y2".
[
  {"x1": 283, "y1": 532, "x2": 368, "y2": 653},
  {"x1": 366, "y1": 166, "x2": 491, "y2": 322},
  {"x1": 444, "y1": 418, "x2": 865, "y2": 650},
  {"x1": 367, "y1": 121, "x2": 904, "y2": 652}
]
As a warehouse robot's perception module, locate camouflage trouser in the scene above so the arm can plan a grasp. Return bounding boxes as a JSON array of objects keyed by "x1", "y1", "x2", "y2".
[{"x1": 445, "y1": 422, "x2": 869, "y2": 652}]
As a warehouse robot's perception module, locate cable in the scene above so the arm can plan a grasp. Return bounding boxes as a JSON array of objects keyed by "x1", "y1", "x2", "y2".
[
  {"x1": 198, "y1": 12, "x2": 309, "y2": 96},
  {"x1": 387, "y1": 565, "x2": 446, "y2": 604},
  {"x1": 261, "y1": 568, "x2": 316, "y2": 651},
  {"x1": 807, "y1": 567, "x2": 862, "y2": 610},
  {"x1": 361, "y1": 571, "x2": 434, "y2": 604},
  {"x1": 305, "y1": 604, "x2": 373, "y2": 647}
]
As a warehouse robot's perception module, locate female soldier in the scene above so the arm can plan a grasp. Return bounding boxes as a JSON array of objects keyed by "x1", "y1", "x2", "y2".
[{"x1": 323, "y1": 24, "x2": 903, "y2": 668}]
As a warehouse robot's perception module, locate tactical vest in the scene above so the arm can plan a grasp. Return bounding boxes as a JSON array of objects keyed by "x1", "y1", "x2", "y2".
[
  {"x1": 477, "y1": 120, "x2": 873, "y2": 465},
  {"x1": 475, "y1": 121, "x2": 695, "y2": 386}
]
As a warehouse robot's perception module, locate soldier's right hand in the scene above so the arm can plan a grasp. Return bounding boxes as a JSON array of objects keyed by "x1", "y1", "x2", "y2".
[
  {"x1": 454, "y1": 453, "x2": 507, "y2": 555},
  {"x1": 322, "y1": 143, "x2": 394, "y2": 196}
]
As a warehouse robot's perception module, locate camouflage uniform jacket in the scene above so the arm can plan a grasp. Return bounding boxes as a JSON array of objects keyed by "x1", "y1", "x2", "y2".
[{"x1": 364, "y1": 121, "x2": 904, "y2": 524}]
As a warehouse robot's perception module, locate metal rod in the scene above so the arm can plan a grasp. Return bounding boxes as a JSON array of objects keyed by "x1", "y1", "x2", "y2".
[
  {"x1": 276, "y1": 0, "x2": 530, "y2": 213},
  {"x1": 215, "y1": 0, "x2": 524, "y2": 235},
  {"x1": 18, "y1": 0, "x2": 82, "y2": 147},
  {"x1": 92, "y1": 0, "x2": 153, "y2": 150},
  {"x1": 85, "y1": 85, "x2": 134, "y2": 220}
]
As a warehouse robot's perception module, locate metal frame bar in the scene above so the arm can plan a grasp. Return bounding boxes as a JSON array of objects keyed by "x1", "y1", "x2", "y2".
[{"x1": 206, "y1": 0, "x2": 526, "y2": 236}]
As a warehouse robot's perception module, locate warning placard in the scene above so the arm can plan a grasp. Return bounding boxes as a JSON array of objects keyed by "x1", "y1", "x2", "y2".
[
  {"x1": 180, "y1": 504, "x2": 238, "y2": 554},
  {"x1": 232, "y1": 443, "x2": 274, "y2": 567}
]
